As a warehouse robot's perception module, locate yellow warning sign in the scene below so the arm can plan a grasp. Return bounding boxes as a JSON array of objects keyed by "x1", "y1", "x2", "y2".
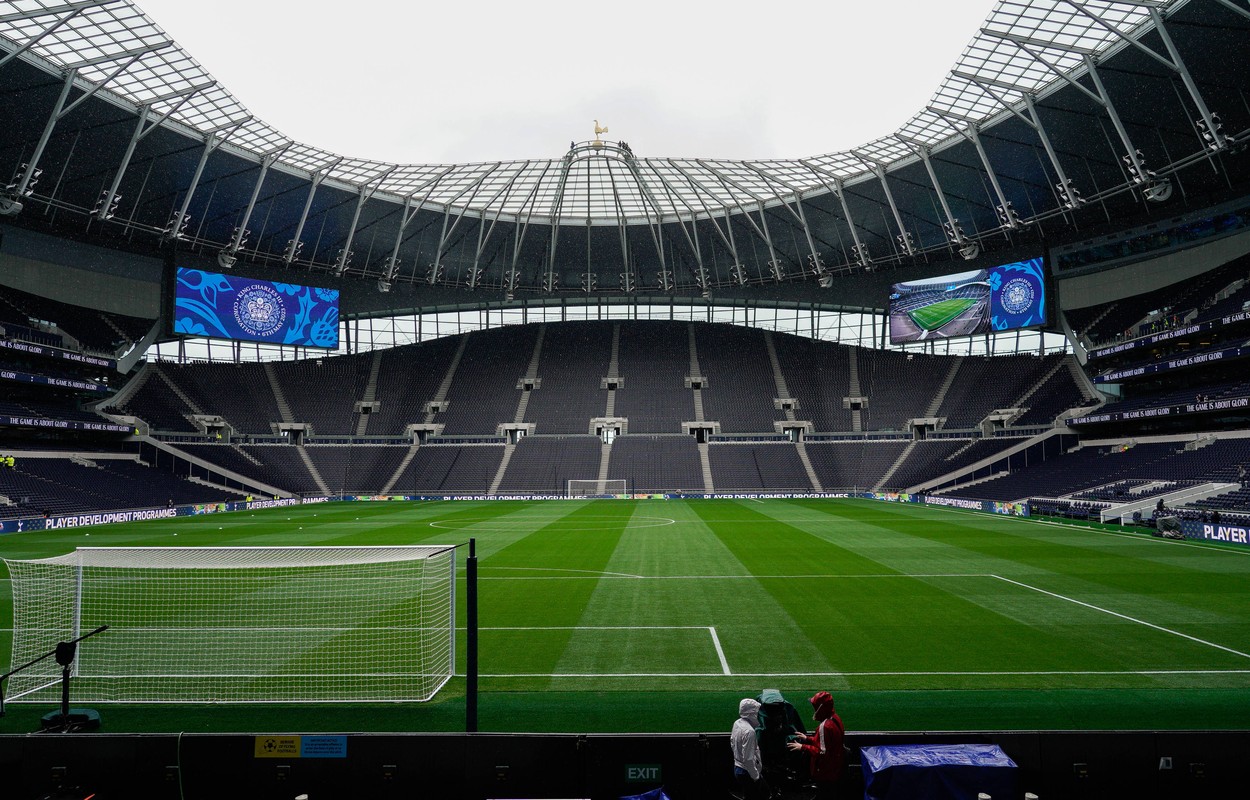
[{"x1": 255, "y1": 735, "x2": 300, "y2": 758}]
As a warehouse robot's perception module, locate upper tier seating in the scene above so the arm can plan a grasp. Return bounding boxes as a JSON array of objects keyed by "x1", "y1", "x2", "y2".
[
  {"x1": 523, "y1": 322, "x2": 613, "y2": 434},
  {"x1": 119, "y1": 321, "x2": 1089, "y2": 440},
  {"x1": 772, "y1": 333, "x2": 853, "y2": 432},
  {"x1": 434, "y1": 325, "x2": 538, "y2": 435},
  {"x1": 936, "y1": 354, "x2": 1063, "y2": 429},
  {"x1": 696, "y1": 325, "x2": 786, "y2": 433},
  {"x1": 857, "y1": 349, "x2": 952, "y2": 430},
  {"x1": 0, "y1": 284, "x2": 153, "y2": 353},
  {"x1": 368, "y1": 335, "x2": 463, "y2": 435},
  {"x1": 614, "y1": 321, "x2": 693, "y2": 433},
  {"x1": 1078, "y1": 255, "x2": 1249, "y2": 346},
  {"x1": 275, "y1": 353, "x2": 373, "y2": 435}
]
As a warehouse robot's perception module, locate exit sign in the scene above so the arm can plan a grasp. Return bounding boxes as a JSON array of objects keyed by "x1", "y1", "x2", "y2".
[{"x1": 625, "y1": 764, "x2": 662, "y2": 782}]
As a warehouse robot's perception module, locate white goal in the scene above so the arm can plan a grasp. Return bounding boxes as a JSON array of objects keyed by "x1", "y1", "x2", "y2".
[
  {"x1": 567, "y1": 479, "x2": 627, "y2": 498},
  {"x1": 3, "y1": 545, "x2": 456, "y2": 704}
]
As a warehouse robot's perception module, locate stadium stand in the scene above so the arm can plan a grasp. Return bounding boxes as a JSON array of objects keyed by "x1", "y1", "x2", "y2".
[
  {"x1": 607, "y1": 435, "x2": 704, "y2": 493},
  {"x1": 804, "y1": 441, "x2": 909, "y2": 490},
  {"x1": 107, "y1": 322, "x2": 1099, "y2": 453},
  {"x1": 390, "y1": 445, "x2": 506, "y2": 494},
  {"x1": 613, "y1": 320, "x2": 694, "y2": 433},
  {"x1": 274, "y1": 353, "x2": 373, "y2": 435},
  {"x1": 696, "y1": 325, "x2": 787, "y2": 433},
  {"x1": 771, "y1": 332, "x2": 854, "y2": 432},
  {"x1": 942, "y1": 439, "x2": 1250, "y2": 503},
  {"x1": 857, "y1": 348, "x2": 952, "y2": 430},
  {"x1": 0, "y1": 456, "x2": 227, "y2": 519},
  {"x1": 707, "y1": 443, "x2": 811, "y2": 491},
  {"x1": 368, "y1": 335, "x2": 463, "y2": 435},
  {"x1": 935, "y1": 354, "x2": 1064, "y2": 429},
  {"x1": 523, "y1": 321, "x2": 613, "y2": 434},
  {"x1": 434, "y1": 325, "x2": 538, "y2": 435},
  {"x1": 232, "y1": 445, "x2": 322, "y2": 494},
  {"x1": 496, "y1": 435, "x2": 603, "y2": 493},
  {"x1": 0, "y1": 284, "x2": 152, "y2": 354},
  {"x1": 302, "y1": 445, "x2": 412, "y2": 494},
  {"x1": 1077, "y1": 255, "x2": 1250, "y2": 346}
]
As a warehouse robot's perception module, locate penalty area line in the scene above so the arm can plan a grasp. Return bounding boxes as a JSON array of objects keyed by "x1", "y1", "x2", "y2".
[
  {"x1": 709, "y1": 627, "x2": 731, "y2": 675},
  {"x1": 990, "y1": 574, "x2": 1250, "y2": 661}
]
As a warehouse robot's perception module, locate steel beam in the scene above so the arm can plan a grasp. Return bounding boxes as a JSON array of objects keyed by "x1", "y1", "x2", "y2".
[
  {"x1": 666, "y1": 160, "x2": 739, "y2": 267},
  {"x1": 901, "y1": 138, "x2": 967, "y2": 249},
  {"x1": 10, "y1": 68, "x2": 76, "y2": 199},
  {"x1": 166, "y1": 119, "x2": 246, "y2": 240},
  {"x1": 221, "y1": 145, "x2": 287, "y2": 265},
  {"x1": 334, "y1": 165, "x2": 396, "y2": 276},
  {"x1": 928, "y1": 108, "x2": 1017, "y2": 229},
  {"x1": 285, "y1": 157, "x2": 341, "y2": 264},
  {"x1": 1147, "y1": 6, "x2": 1226, "y2": 152},
  {"x1": 96, "y1": 103, "x2": 148, "y2": 220},
  {"x1": 849, "y1": 154, "x2": 913, "y2": 256},
  {"x1": 741, "y1": 162, "x2": 822, "y2": 269},
  {"x1": 1083, "y1": 55, "x2": 1150, "y2": 184},
  {"x1": 63, "y1": 39, "x2": 173, "y2": 69}
]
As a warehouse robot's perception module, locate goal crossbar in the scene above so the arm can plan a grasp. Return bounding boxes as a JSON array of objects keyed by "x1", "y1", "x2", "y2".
[
  {"x1": 3, "y1": 545, "x2": 457, "y2": 704},
  {"x1": 567, "y1": 479, "x2": 627, "y2": 498}
]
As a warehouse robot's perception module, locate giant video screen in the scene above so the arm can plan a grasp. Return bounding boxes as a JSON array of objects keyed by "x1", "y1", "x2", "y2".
[
  {"x1": 888, "y1": 256, "x2": 1045, "y2": 344},
  {"x1": 172, "y1": 268, "x2": 340, "y2": 349}
]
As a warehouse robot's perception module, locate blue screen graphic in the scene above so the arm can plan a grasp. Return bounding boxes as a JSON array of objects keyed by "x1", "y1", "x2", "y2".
[
  {"x1": 173, "y1": 268, "x2": 339, "y2": 349},
  {"x1": 988, "y1": 257, "x2": 1046, "y2": 331}
]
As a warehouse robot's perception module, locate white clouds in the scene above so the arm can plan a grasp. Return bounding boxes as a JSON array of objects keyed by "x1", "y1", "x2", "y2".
[{"x1": 137, "y1": 0, "x2": 994, "y2": 162}]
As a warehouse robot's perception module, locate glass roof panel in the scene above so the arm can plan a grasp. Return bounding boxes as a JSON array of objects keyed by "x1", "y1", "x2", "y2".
[{"x1": 0, "y1": 0, "x2": 1183, "y2": 222}]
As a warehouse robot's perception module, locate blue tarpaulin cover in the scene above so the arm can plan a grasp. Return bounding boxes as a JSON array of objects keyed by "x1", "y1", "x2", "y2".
[
  {"x1": 861, "y1": 744, "x2": 1017, "y2": 800},
  {"x1": 619, "y1": 788, "x2": 671, "y2": 800}
]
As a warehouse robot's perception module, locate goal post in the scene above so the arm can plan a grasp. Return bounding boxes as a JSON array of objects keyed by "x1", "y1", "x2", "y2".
[
  {"x1": 567, "y1": 479, "x2": 627, "y2": 498},
  {"x1": 3, "y1": 545, "x2": 456, "y2": 704}
]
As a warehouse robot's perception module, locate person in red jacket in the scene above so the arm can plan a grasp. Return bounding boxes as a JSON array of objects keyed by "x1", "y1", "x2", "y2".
[{"x1": 786, "y1": 691, "x2": 845, "y2": 798}]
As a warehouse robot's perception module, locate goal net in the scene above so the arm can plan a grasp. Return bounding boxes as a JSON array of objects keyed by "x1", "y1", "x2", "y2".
[
  {"x1": 3, "y1": 545, "x2": 455, "y2": 704},
  {"x1": 567, "y1": 479, "x2": 627, "y2": 498}
]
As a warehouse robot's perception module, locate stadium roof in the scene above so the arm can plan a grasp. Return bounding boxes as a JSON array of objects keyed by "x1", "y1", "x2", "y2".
[{"x1": 1, "y1": 0, "x2": 1248, "y2": 300}]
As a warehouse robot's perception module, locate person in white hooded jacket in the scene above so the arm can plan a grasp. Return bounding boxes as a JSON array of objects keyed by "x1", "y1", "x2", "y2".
[{"x1": 731, "y1": 698, "x2": 769, "y2": 799}]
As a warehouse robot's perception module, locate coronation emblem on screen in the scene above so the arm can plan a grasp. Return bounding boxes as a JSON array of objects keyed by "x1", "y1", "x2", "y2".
[
  {"x1": 1000, "y1": 277, "x2": 1036, "y2": 315},
  {"x1": 232, "y1": 284, "x2": 286, "y2": 338}
]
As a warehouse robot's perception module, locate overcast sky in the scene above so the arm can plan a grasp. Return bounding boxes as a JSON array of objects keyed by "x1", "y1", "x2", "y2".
[{"x1": 137, "y1": 0, "x2": 997, "y2": 164}]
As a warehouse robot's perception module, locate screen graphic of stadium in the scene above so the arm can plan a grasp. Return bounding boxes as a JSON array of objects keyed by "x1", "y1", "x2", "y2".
[
  {"x1": 888, "y1": 257, "x2": 1044, "y2": 344},
  {"x1": 173, "y1": 268, "x2": 340, "y2": 348}
]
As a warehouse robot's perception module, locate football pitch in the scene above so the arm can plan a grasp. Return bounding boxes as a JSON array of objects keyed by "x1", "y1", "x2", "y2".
[
  {"x1": 908, "y1": 297, "x2": 977, "y2": 331},
  {"x1": 2, "y1": 497, "x2": 1250, "y2": 734}
]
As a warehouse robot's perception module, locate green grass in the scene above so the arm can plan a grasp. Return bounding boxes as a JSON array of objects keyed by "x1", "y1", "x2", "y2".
[
  {"x1": 908, "y1": 297, "x2": 977, "y2": 331},
  {"x1": 3, "y1": 497, "x2": 1250, "y2": 734}
]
